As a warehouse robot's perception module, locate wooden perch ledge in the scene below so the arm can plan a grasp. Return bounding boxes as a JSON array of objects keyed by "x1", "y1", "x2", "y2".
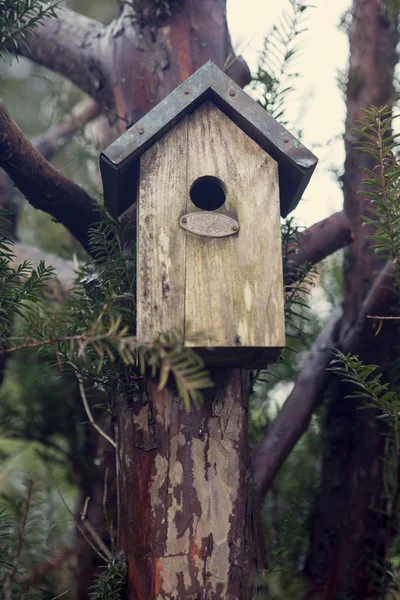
[{"x1": 0, "y1": 99, "x2": 101, "y2": 252}]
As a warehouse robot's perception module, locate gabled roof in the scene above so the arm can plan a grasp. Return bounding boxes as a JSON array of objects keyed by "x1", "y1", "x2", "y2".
[{"x1": 100, "y1": 61, "x2": 318, "y2": 218}]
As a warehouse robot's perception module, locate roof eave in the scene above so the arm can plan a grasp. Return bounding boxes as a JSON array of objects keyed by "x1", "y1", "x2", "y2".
[{"x1": 101, "y1": 60, "x2": 318, "y2": 218}]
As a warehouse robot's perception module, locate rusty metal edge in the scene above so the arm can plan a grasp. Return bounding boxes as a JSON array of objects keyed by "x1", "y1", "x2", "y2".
[{"x1": 100, "y1": 60, "x2": 318, "y2": 218}]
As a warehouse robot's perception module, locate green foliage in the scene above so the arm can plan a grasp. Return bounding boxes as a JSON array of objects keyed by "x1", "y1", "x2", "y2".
[
  {"x1": 330, "y1": 349, "x2": 399, "y2": 417},
  {"x1": 89, "y1": 555, "x2": 127, "y2": 600},
  {"x1": 355, "y1": 105, "x2": 400, "y2": 267},
  {"x1": 0, "y1": 210, "x2": 54, "y2": 342},
  {"x1": 0, "y1": 0, "x2": 59, "y2": 63},
  {"x1": 0, "y1": 477, "x2": 73, "y2": 599},
  {"x1": 0, "y1": 508, "x2": 13, "y2": 572},
  {"x1": 1, "y1": 211, "x2": 213, "y2": 411},
  {"x1": 138, "y1": 330, "x2": 214, "y2": 410},
  {"x1": 253, "y1": 0, "x2": 313, "y2": 126}
]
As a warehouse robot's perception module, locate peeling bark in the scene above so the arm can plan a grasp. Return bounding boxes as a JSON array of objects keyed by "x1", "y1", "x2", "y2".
[{"x1": 115, "y1": 370, "x2": 255, "y2": 599}]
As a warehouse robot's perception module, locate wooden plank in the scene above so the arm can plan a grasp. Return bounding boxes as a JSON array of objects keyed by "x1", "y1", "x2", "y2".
[
  {"x1": 137, "y1": 117, "x2": 188, "y2": 342},
  {"x1": 185, "y1": 101, "x2": 285, "y2": 353}
]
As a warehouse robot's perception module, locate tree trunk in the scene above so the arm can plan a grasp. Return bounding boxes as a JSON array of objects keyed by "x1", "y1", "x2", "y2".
[
  {"x1": 304, "y1": 1, "x2": 399, "y2": 597},
  {"x1": 115, "y1": 369, "x2": 255, "y2": 599},
  {"x1": 102, "y1": 0, "x2": 250, "y2": 131}
]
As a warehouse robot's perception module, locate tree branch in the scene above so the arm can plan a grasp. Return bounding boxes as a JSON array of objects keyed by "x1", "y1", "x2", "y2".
[
  {"x1": 12, "y1": 8, "x2": 110, "y2": 108},
  {"x1": 252, "y1": 260, "x2": 397, "y2": 499},
  {"x1": 285, "y1": 211, "x2": 353, "y2": 284},
  {"x1": 252, "y1": 305, "x2": 343, "y2": 500},
  {"x1": 32, "y1": 97, "x2": 100, "y2": 161},
  {"x1": 0, "y1": 99, "x2": 102, "y2": 252}
]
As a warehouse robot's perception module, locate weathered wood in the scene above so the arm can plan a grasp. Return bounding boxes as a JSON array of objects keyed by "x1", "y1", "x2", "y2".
[
  {"x1": 115, "y1": 369, "x2": 255, "y2": 600},
  {"x1": 137, "y1": 117, "x2": 188, "y2": 340},
  {"x1": 137, "y1": 102, "x2": 285, "y2": 367},
  {"x1": 185, "y1": 102, "x2": 284, "y2": 363}
]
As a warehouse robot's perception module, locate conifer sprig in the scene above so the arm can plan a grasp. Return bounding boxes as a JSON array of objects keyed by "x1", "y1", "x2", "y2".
[
  {"x1": 330, "y1": 349, "x2": 399, "y2": 418},
  {"x1": 253, "y1": 0, "x2": 313, "y2": 125},
  {"x1": 0, "y1": 209, "x2": 213, "y2": 410},
  {"x1": 355, "y1": 105, "x2": 400, "y2": 267},
  {"x1": 0, "y1": 0, "x2": 59, "y2": 62}
]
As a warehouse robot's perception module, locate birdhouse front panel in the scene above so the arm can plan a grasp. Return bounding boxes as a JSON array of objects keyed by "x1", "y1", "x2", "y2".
[{"x1": 137, "y1": 101, "x2": 285, "y2": 368}]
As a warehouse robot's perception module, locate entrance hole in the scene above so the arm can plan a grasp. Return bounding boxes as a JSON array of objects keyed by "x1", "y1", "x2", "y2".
[{"x1": 190, "y1": 176, "x2": 226, "y2": 211}]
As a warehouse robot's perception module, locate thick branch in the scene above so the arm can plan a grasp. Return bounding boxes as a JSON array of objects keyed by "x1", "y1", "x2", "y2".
[
  {"x1": 285, "y1": 211, "x2": 353, "y2": 283},
  {"x1": 0, "y1": 99, "x2": 101, "y2": 252},
  {"x1": 32, "y1": 97, "x2": 100, "y2": 161},
  {"x1": 252, "y1": 306, "x2": 343, "y2": 499},
  {"x1": 13, "y1": 8, "x2": 110, "y2": 108},
  {"x1": 252, "y1": 260, "x2": 397, "y2": 499}
]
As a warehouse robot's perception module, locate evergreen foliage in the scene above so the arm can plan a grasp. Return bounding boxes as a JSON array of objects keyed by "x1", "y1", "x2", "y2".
[
  {"x1": 0, "y1": 477, "x2": 73, "y2": 599},
  {"x1": 330, "y1": 349, "x2": 399, "y2": 416},
  {"x1": 253, "y1": 0, "x2": 313, "y2": 126},
  {"x1": 356, "y1": 105, "x2": 400, "y2": 267},
  {"x1": 0, "y1": 0, "x2": 59, "y2": 63},
  {"x1": 0, "y1": 211, "x2": 213, "y2": 411},
  {"x1": 89, "y1": 555, "x2": 128, "y2": 600}
]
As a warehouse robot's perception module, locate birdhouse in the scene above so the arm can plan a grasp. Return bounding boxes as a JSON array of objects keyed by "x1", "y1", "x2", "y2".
[{"x1": 100, "y1": 61, "x2": 317, "y2": 368}]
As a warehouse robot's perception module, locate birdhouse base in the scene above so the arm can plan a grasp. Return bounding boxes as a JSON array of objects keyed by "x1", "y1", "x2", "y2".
[{"x1": 194, "y1": 346, "x2": 283, "y2": 369}]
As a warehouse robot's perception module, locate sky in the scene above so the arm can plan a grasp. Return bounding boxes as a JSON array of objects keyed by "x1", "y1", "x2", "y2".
[{"x1": 227, "y1": 0, "x2": 352, "y2": 227}]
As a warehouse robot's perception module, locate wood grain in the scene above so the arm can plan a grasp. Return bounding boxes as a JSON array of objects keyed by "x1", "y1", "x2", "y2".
[
  {"x1": 137, "y1": 116, "x2": 188, "y2": 342},
  {"x1": 137, "y1": 101, "x2": 285, "y2": 366},
  {"x1": 185, "y1": 102, "x2": 284, "y2": 355}
]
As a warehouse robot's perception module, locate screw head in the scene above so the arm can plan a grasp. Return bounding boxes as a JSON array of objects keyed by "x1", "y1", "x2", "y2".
[
  {"x1": 181, "y1": 217, "x2": 187, "y2": 224},
  {"x1": 184, "y1": 89, "x2": 190, "y2": 95},
  {"x1": 229, "y1": 89, "x2": 236, "y2": 97},
  {"x1": 138, "y1": 126, "x2": 144, "y2": 135},
  {"x1": 231, "y1": 225, "x2": 238, "y2": 232},
  {"x1": 283, "y1": 136, "x2": 290, "y2": 143}
]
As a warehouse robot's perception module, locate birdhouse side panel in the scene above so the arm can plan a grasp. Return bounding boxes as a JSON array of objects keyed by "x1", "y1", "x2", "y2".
[
  {"x1": 185, "y1": 102, "x2": 285, "y2": 352},
  {"x1": 137, "y1": 117, "x2": 188, "y2": 342}
]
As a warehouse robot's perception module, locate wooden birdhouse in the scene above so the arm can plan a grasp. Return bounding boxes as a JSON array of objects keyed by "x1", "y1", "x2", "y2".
[{"x1": 100, "y1": 61, "x2": 317, "y2": 368}]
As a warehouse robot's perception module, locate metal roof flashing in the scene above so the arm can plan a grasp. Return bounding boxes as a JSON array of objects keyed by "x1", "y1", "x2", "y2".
[{"x1": 100, "y1": 61, "x2": 318, "y2": 218}]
